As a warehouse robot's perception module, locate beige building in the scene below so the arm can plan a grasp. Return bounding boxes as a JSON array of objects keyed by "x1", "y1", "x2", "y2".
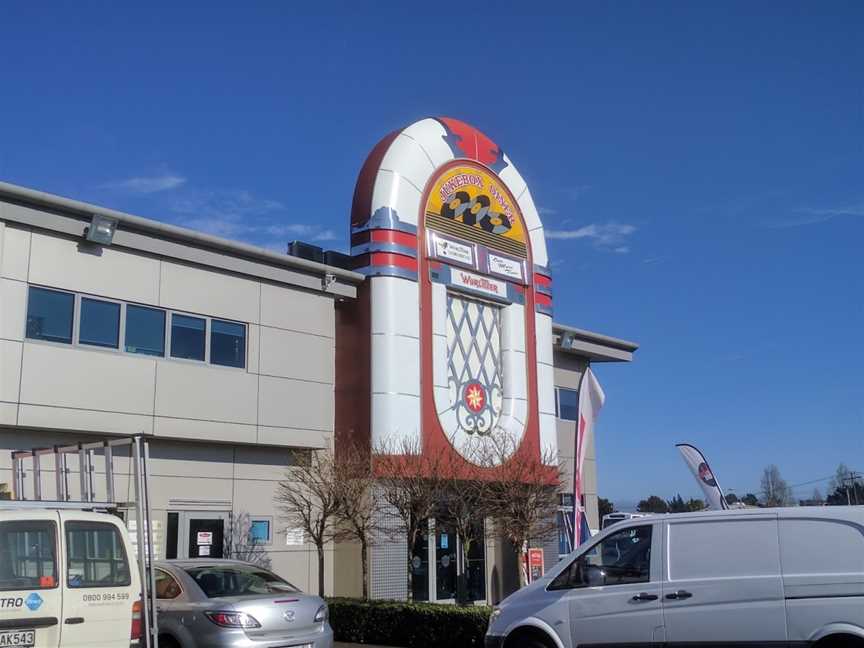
[{"x1": 0, "y1": 180, "x2": 636, "y2": 601}]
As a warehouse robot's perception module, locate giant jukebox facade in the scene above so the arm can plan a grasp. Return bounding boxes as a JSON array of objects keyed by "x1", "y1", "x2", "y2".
[{"x1": 336, "y1": 117, "x2": 556, "y2": 600}]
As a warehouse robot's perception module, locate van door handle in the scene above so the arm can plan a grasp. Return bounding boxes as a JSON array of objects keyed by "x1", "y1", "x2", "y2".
[
  {"x1": 631, "y1": 593, "x2": 659, "y2": 601},
  {"x1": 64, "y1": 617, "x2": 85, "y2": 625},
  {"x1": 666, "y1": 590, "x2": 693, "y2": 600}
]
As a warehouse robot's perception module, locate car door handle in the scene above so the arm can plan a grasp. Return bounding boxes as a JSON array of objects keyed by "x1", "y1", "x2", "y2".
[
  {"x1": 666, "y1": 590, "x2": 693, "y2": 600},
  {"x1": 631, "y1": 593, "x2": 659, "y2": 601},
  {"x1": 64, "y1": 617, "x2": 85, "y2": 625}
]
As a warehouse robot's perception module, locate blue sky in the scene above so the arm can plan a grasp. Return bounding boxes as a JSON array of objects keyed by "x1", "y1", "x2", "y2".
[{"x1": 1, "y1": 2, "x2": 861, "y2": 505}]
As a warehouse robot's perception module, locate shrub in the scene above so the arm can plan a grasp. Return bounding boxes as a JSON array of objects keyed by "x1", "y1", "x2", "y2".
[{"x1": 326, "y1": 597, "x2": 492, "y2": 648}]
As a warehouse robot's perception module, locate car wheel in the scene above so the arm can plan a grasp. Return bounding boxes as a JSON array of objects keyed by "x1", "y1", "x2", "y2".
[{"x1": 158, "y1": 635, "x2": 181, "y2": 648}]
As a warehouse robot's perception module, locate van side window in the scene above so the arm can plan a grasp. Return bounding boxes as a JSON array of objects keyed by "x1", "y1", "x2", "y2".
[
  {"x1": 155, "y1": 569, "x2": 182, "y2": 599},
  {"x1": 549, "y1": 525, "x2": 652, "y2": 590},
  {"x1": 65, "y1": 521, "x2": 131, "y2": 588},
  {"x1": 0, "y1": 520, "x2": 58, "y2": 591}
]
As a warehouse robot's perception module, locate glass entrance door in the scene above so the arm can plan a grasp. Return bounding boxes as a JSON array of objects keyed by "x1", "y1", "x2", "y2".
[
  {"x1": 178, "y1": 511, "x2": 230, "y2": 559},
  {"x1": 435, "y1": 527, "x2": 458, "y2": 601}
]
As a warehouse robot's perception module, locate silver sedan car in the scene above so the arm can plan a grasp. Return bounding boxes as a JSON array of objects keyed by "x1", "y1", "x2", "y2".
[{"x1": 153, "y1": 559, "x2": 333, "y2": 648}]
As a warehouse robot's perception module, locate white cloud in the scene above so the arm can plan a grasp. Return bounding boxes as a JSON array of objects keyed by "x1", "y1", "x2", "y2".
[
  {"x1": 545, "y1": 222, "x2": 636, "y2": 253},
  {"x1": 767, "y1": 203, "x2": 864, "y2": 228},
  {"x1": 171, "y1": 189, "x2": 340, "y2": 248},
  {"x1": 537, "y1": 206, "x2": 558, "y2": 215},
  {"x1": 102, "y1": 174, "x2": 186, "y2": 194}
]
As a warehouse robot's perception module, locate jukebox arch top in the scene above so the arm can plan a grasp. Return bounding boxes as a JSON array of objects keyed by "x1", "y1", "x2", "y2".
[{"x1": 349, "y1": 117, "x2": 557, "y2": 467}]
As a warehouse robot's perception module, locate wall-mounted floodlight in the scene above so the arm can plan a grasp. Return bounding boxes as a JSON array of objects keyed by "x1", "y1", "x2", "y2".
[
  {"x1": 560, "y1": 331, "x2": 576, "y2": 349},
  {"x1": 85, "y1": 214, "x2": 118, "y2": 245}
]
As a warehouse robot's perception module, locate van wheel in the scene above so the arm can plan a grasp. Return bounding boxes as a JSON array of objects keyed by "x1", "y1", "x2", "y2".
[
  {"x1": 504, "y1": 629, "x2": 554, "y2": 648},
  {"x1": 815, "y1": 635, "x2": 864, "y2": 648},
  {"x1": 158, "y1": 635, "x2": 181, "y2": 648}
]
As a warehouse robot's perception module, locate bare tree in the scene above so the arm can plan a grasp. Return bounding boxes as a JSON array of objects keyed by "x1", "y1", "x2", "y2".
[
  {"x1": 484, "y1": 438, "x2": 563, "y2": 588},
  {"x1": 274, "y1": 446, "x2": 342, "y2": 597},
  {"x1": 374, "y1": 436, "x2": 448, "y2": 601},
  {"x1": 334, "y1": 440, "x2": 381, "y2": 600},
  {"x1": 437, "y1": 449, "x2": 495, "y2": 605},
  {"x1": 760, "y1": 464, "x2": 794, "y2": 507},
  {"x1": 223, "y1": 511, "x2": 272, "y2": 570}
]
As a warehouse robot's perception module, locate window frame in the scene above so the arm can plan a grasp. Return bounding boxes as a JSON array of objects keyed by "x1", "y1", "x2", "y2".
[
  {"x1": 248, "y1": 517, "x2": 273, "y2": 546},
  {"x1": 23, "y1": 285, "x2": 247, "y2": 370},
  {"x1": 555, "y1": 386, "x2": 579, "y2": 421},
  {"x1": 77, "y1": 294, "x2": 123, "y2": 350},
  {"x1": 154, "y1": 568, "x2": 184, "y2": 600},
  {"x1": 547, "y1": 523, "x2": 655, "y2": 591},
  {"x1": 169, "y1": 311, "x2": 209, "y2": 363},
  {"x1": 25, "y1": 285, "x2": 76, "y2": 345},
  {"x1": 64, "y1": 520, "x2": 132, "y2": 589},
  {"x1": 0, "y1": 519, "x2": 60, "y2": 592}
]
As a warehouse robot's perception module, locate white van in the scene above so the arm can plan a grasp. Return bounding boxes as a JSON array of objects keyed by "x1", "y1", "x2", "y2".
[
  {"x1": 486, "y1": 506, "x2": 864, "y2": 648},
  {"x1": 0, "y1": 507, "x2": 142, "y2": 648}
]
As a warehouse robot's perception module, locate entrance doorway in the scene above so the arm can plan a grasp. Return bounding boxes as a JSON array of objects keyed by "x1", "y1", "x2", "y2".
[
  {"x1": 171, "y1": 511, "x2": 231, "y2": 559},
  {"x1": 411, "y1": 519, "x2": 486, "y2": 604}
]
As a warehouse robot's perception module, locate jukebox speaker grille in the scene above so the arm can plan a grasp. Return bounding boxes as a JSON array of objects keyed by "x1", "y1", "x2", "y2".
[{"x1": 445, "y1": 293, "x2": 503, "y2": 437}]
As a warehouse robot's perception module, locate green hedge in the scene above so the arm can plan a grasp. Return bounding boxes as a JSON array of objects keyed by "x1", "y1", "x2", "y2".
[{"x1": 326, "y1": 597, "x2": 492, "y2": 648}]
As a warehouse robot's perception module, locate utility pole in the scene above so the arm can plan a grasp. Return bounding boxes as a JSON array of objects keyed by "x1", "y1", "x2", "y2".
[{"x1": 842, "y1": 471, "x2": 862, "y2": 506}]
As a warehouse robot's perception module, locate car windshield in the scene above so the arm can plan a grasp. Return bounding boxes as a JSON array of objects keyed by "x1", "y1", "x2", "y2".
[{"x1": 183, "y1": 564, "x2": 299, "y2": 598}]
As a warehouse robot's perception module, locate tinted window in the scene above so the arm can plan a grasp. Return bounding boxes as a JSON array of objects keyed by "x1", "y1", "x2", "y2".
[
  {"x1": 79, "y1": 298, "x2": 120, "y2": 348},
  {"x1": 557, "y1": 388, "x2": 578, "y2": 421},
  {"x1": 171, "y1": 314, "x2": 205, "y2": 361},
  {"x1": 210, "y1": 319, "x2": 245, "y2": 368},
  {"x1": 65, "y1": 521, "x2": 130, "y2": 588},
  {"x1": 26, "y1": 287, "x2": 74, "y2": 343},
  {"x1": 0, "y1": 520, "x2": 58, "y2": 591},
  {"x1": 549, "y1": 525, "x2": 652, "y2": 590},
  {"x1": 155, "y1": 569, "x2": 182, "y2": 599},
  {"x1": 184, "y1": 565, "x2": 298, "y2": 598},
  {"x1": 125, "y1": 305, "x2": 166, "y2": 356}
]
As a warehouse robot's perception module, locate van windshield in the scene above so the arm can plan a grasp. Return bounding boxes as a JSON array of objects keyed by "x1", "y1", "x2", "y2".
[
  {"x1": 0, "y1": 520, "x2": 58, "y2": 591},
  {"x1": 184, "y1": 564, "x2": 299, "y2": 598}
]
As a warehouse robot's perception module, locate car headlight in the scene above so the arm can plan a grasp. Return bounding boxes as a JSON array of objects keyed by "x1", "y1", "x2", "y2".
[{"x1": 314, "y1": 604, "x2": 328, "y2": 623}]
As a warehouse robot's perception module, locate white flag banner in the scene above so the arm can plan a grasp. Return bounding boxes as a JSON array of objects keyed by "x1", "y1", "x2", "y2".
[
  {"x1": 676, "y1": 443, "x2": 729, "y2": 510},
  {"x1": 574, "y1": 368, "x2": 605, "y2": 547}
]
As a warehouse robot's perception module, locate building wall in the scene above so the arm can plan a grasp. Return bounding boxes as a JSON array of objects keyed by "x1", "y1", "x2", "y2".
[
  {"x1": 0, "y1": 221, "x2": 336, "y2": 448},
  {"x1": 0, "y1": 217, "x2": 345, "y2": 594},
  {"x1": 552, "y1": 351, "x2": 600, "y2": 531}
]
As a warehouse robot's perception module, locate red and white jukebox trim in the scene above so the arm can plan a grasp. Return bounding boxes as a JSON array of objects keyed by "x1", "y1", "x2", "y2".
[{"x1": 350, "y1": 117, "x2": 556, "y2": 466}]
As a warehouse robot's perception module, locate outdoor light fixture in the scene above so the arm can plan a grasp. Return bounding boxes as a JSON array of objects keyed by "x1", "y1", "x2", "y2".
[
  {"x1": 85, "y1": 213, "x2": 118, "y2": 245},
  {"x1": 560, "y1": 331, "x2": 576, "y2": 349}
]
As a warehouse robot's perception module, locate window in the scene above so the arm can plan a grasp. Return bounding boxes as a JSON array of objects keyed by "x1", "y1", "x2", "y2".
[
  {"x1": 549, "y1": 525, "x2": 652, "y2": 590},
  {"x1": 171, "y1": 314, "x2": 206, "y2": 361},
  {"x1": 249, "y1": 519, "x2": 271, "y2": 545},
  {"x1": 125, "y1": 305, "x2": 166, "y2": 356},
  {"x1": 211, "y1": 319, "x2": 246, "y2": 368},
  {"x1": 26, "y1": 287, "x2": 74, "y2": 343},
  {"x1": 0, "y1": 520, "x2": 58, "y2": 591},
  {"x1": 65, "y1": 521, "x2": 130, "y2": 588},
  {"x1": 154, "y1": 569, "x2": 182, "y2": 599},
  {"x1": 182, "y1": 564, "x2": 298, "y2": 598},
  {"x1": 556, "y1": 387, "x2": 579, "y2": 421},
  {"x1": 79, "y1": 298, "x2": 120, "y2": 348}
]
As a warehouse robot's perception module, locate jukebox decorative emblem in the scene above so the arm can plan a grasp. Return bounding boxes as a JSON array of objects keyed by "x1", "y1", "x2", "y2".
[{"x1": 347, "y1": 116, "x2": 558, "y2": 471}]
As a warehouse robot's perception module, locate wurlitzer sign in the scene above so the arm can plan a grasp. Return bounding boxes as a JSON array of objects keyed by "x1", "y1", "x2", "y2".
[{"x1": 342, "y1": 117, "x2": 556, "y2": 470}]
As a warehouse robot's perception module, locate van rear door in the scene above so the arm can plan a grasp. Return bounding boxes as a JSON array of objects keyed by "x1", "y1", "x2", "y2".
[
  {"x1": 58, "y1": 512, "x2": 139, "y2": 648},
  {"x1": 0, "y1": 510, "x2": 61, "y2": 648}
]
